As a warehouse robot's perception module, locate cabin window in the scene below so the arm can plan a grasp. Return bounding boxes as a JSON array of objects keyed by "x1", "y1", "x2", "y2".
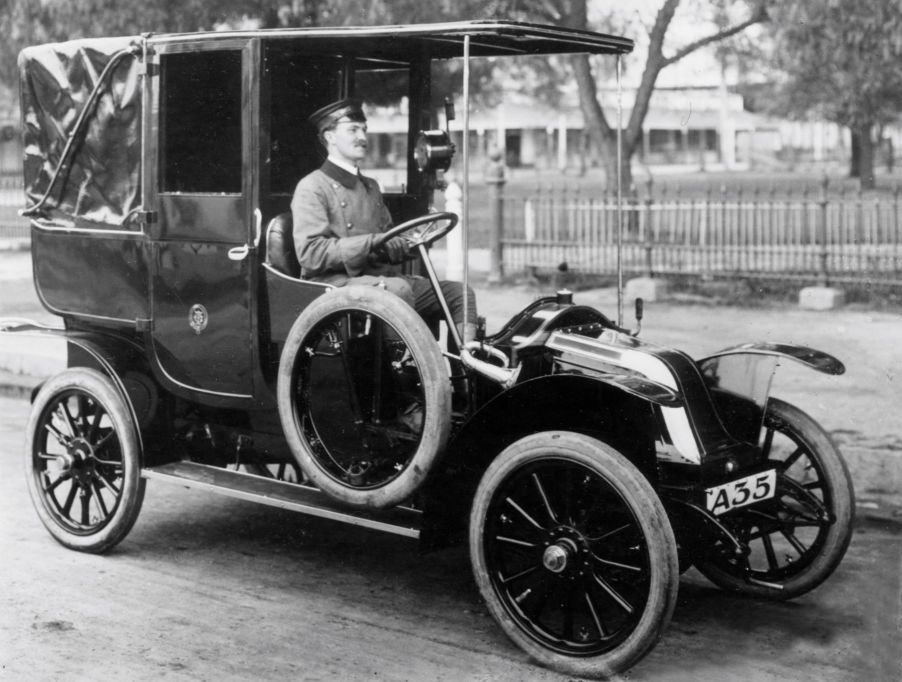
[
  {"x1": 264, "y1": 50, "x2": 343, "y2": 195},
  {"x1": 263, "y1": 45, "x2": 411, "y2": 196},
  {"x1": 160, "y1": 50, "x2": 243, "y2": 193},
  {"x1": 354, "y1": 67, "x2": 410, "y2": 194}
]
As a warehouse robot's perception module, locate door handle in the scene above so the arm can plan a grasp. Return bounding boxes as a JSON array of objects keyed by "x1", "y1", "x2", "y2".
[
  {"x1": 228, "y1": 209, "x2": 262, "y2": 261},
  {"x1": 228, "y1": 244, "x2": 249, "y2": 261}
]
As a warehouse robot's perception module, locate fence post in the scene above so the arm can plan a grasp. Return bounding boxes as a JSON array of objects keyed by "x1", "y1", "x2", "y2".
[
  {"x1": 817, "y1": 175, "x2": 829, "y2": 286},
  {"x1": 486, "y1": 150, "x2": 506, "y2": 284},
  {"x1": 644, "y1": 178, "x2": 654, "y2": 277},
  {"x1": 444, "y1": 179, "x2": 464, "y2": 281},
  {"x1": 704, "y1": 186, "x2": 713, "y2": 276},
  {"x1": 800, "y1": 174, "x2": 845, "y2": 309},
  {"x1": 894, "y1": 184, "x2": 900, "y2": 275}
]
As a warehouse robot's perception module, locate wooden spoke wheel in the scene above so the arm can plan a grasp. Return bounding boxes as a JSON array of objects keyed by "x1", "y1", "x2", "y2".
[
  {"x1": 695, "y1": 398, "x2": 854, "y2": 600},
  {"x1": 469, "y1": 431, "x2": 678, "y2": 678},
  {"x1": 25, "y1": 368, "x2": 145, "y2": 553}
]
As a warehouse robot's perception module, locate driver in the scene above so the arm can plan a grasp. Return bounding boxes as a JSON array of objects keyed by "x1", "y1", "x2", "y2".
[{"x1": 291, "y1": 97, "x2": 477, "y2": 343}]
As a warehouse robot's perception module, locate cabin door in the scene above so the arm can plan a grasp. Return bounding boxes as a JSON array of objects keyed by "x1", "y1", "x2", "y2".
[{"x1": 149, "y1": 41, "x2": 259, "y2": 400}]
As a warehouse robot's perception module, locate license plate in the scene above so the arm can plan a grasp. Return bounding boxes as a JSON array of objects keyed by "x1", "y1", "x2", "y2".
[{"x1": 705, "y1": 469, "x2": 777, "y2": 516}]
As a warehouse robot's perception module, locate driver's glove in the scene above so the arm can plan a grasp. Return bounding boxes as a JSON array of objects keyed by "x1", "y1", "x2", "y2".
[{"x1": 375, "y1": 236, "x2": 411, "y2": 264}]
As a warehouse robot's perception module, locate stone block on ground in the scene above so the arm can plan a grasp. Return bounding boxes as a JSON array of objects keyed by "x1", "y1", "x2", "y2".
[{"x1": 799, "y1": 286, "x2": 845, "y2": 310}]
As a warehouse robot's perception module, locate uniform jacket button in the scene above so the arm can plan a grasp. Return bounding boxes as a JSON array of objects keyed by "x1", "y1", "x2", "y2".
[{"x1": 347, "y1": 222, "x2": 353, "y2": 229}]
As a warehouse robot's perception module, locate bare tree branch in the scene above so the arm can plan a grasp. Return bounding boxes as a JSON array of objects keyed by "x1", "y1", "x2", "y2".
[{"x1": 661, "y1": 1, "x2": 769, "y2": 68}]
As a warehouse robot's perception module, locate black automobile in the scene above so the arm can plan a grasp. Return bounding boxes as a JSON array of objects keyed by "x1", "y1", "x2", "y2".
[{"x1": 3, "y1": 21, "x2": 854, "y2": 678}]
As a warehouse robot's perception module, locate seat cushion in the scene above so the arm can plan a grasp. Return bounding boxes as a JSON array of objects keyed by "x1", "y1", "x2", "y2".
[{"x1": 266, "y1": 212, "x2": 300, "y2": 278}]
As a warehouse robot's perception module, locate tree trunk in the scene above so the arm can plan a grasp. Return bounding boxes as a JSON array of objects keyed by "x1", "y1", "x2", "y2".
[
  {"x1": 849, "y1": 129, "x2": 861, "y2": 179},
  {"x1": 563, "y1": 0, "x2": 641, "y2": 192},
  {"x1": 599, "y1": 135, "x2": 635, "y2": 193},
  {"x1": 571, "y1": 54, "x2": 637, "y2": 191},
  {"x1": 856, "y1": 123, "x2": 876, "y2": 190}
]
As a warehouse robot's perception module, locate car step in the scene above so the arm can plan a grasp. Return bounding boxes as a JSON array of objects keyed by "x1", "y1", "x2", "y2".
[{"x1": 142, "y1": 461, "x2": 421, "y2": 538}]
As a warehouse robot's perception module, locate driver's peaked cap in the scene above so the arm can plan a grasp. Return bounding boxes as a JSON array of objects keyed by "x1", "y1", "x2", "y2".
[{"x1": 308, "y1": 97, "x2": 366, "y2": 134}]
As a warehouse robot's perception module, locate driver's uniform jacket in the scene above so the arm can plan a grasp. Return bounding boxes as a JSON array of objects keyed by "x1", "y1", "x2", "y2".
[{"x1": 291, "y1": 160, "x2": 399, "y2": 285}]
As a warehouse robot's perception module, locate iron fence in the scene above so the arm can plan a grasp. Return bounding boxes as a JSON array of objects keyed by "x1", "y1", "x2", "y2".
[{"x1": 501, "y1": 182, "x2": 902, "y2": 287}]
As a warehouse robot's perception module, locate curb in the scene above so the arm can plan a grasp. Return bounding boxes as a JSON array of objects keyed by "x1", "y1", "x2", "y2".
[
  {"x1": 855, "y1": 500, "x2": 902, "y2": 532},
  {"x1": 0, "y1": 238, "x2": 31, "y2": 252}
]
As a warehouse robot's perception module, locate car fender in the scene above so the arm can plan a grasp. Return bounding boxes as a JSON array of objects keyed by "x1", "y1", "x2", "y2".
[
  {"x1": 1, "y1": 319, "x2": 147, "y2": 451},
  {"x1": 697, "y1": 342, "x2": 844, "y2": 446},
  {"x1": 452, "y1": 373, "x2": 661, "y2": 467},
  {"x1": 699, "y1": 342, "x2": 845, "y2": 376},
  {"x1": 418, "y1": 373, "x2": 660, "y2": 551},
  {"x1": 546, "y1": 329, "x2": 741, "y2": 466}
]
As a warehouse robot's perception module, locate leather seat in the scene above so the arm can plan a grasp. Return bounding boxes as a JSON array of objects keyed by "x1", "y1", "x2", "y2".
[{"x1": 265, "y1": 212, "x2": 300, "y2": 278}]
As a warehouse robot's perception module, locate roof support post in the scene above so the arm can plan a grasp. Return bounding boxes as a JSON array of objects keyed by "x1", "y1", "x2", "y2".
[
  {"x1": 616, "y1": 53, "x2": 624, "y2": 327},
  {"x1": 461, "y1": 34, "x2": 471, "y2": 335}
]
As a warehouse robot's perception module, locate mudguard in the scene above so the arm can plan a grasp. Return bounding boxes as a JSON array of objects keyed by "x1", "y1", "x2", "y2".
[
  {"x1": 418, "y1": 373, "x2": 660, "y2": 550},
  {"x1": 697, "y1": 342, "x2": 844, "y2": 446},
  {"x1": 0, "y1": 318, "x2": 147, "y2": 450},
  {"x1": 700, "y1": 342, "x2": 845, "y2": 376},
  {"x1": 546, "y1": 328, "x2": 740, "y2": 465}
]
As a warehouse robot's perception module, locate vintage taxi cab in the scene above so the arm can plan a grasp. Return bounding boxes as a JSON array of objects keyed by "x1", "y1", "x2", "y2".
[{"x1": 4, "y1": 20, "x2": 854, "y2": 678}]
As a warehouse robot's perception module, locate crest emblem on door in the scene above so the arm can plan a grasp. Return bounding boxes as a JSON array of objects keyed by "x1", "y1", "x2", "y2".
[{"x1": 189, "y1": 304, "x2": 209, "y2": 335}]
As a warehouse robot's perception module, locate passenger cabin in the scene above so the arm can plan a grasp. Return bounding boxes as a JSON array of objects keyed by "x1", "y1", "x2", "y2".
[{"x1": 19, "y1": 23, "x2": 632, "y2": 409}]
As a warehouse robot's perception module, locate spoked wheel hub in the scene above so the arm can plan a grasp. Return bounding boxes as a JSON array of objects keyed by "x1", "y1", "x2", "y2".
[
  {"x1": 63, "y1": 438, "x2": 98, "y2": 485},
  {"x1": 56, "y1": 451, "x2": 78, "y2": 475},
  {"x1": 542, "y1": 529, "x2": 586, "y2": 576}
]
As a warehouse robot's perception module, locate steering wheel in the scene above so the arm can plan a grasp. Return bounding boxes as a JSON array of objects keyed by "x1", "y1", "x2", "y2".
[{"x1": 372, "y1": 211, "x2": 458, "y2": 250}]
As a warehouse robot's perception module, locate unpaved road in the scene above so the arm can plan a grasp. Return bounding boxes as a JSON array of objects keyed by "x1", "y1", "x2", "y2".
[{"x1": 1, "y1": 394, "x2": 900, "y2": 681}]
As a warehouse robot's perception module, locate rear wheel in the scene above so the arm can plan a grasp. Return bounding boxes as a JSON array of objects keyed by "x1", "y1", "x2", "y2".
[
  {"x1": 25, "y1": 368, "x2": 145, "y2": 553},
  {"x1": 695, "y1": 398, "x2": 854, "y2": 600},
  {"x1": 278, "y1": 286, "x2": 450, "y2": 508},
  {"x1": 469, "y1": 431, "x2": 678, "y2": 678}
]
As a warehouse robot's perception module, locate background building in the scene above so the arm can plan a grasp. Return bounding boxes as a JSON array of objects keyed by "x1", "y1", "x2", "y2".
[{"x1": 364, "y1": 85, "x2": 901, "y2": 185}]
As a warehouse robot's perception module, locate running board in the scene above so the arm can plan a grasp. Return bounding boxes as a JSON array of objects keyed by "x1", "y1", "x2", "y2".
[{"x1": 142, "y1": 461, "x2": 421, "y2": 539}]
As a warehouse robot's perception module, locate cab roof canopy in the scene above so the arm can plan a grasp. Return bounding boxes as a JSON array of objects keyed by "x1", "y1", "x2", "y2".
[
  {"x1": 150, "y1": 20, "x2": 634, "y2": 60},
  {"x1": 20, "y1": 21, "x2": 632, "y2": 225}
]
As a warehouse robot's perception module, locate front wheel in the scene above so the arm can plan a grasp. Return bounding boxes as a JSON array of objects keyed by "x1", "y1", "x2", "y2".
[
  {"x1": 24, "y1": 368, "x2": 145, "y2": 553},
  {"x1": 469, "y1": 432, "x2": 678, "y2": 678},
  {"x1": 695, "y1": 398, "x2": 854, "y2": 600}
]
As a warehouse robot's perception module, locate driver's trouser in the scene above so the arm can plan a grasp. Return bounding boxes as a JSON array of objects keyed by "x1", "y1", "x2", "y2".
[{"x1": 345, "y1": 274, "x2": 477, "y2": 342}]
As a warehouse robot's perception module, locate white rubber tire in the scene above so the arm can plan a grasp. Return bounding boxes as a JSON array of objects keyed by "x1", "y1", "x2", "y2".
[{"x1": 277, "y1": 285, "x2": 450, "y2": 508}]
